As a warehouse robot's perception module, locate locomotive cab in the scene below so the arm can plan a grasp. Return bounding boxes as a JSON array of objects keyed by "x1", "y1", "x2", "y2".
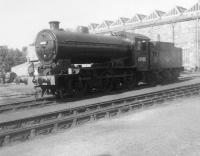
[{"x1": 135, "y1": 37, "x2": 150, "y2": 71}]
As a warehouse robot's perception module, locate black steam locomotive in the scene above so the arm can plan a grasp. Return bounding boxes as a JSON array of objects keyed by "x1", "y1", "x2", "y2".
[{"x1": 32, "y1": 21, "x2": 182, "y2": 98}]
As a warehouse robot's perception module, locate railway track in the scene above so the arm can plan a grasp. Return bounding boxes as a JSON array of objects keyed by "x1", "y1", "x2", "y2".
[
  {"x1": 0, "y1": 77, "x2": 193, "y2": 114},
  {"x1": 0, "y1": 85, "x2": 151, "y2": 114},
  {"x1": 0, "y1": 83, "x2": 200, "y2": 147},
  {"x1": 0, "y1": 97, "x2": 54, "y2": 114}
]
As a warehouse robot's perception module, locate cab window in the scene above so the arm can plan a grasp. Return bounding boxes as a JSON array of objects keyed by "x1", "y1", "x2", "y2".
[
  {"x1": 137, "y1": 41, "x2": 141, "y2": 51},
  {"x1": 137, "y1": 40, "x2": 147, "y2": 51},
  {"x1": 142, "y1": 40, "x2": 147, "y2": 51}
]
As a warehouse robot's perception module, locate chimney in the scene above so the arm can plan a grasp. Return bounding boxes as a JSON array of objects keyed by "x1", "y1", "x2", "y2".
[{"x1": 49, "y1": 21, "x2": 60, "y2": 30}]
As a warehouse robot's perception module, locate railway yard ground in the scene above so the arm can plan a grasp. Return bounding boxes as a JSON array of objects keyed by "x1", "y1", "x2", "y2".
[
  {"x1": 0, "y1": 83, "x2": 35, "y2": 105},
  {"x1": 0, "y1": 93, "x2": 200, "y2": 156},
  {"x1": 0, "y1": 71, "x2": 200, "y2": 155}
]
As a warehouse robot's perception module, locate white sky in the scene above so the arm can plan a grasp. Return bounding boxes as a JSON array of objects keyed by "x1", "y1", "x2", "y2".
[{"x1": 0, "y1": 0, "x2": 198, "y2": 49}]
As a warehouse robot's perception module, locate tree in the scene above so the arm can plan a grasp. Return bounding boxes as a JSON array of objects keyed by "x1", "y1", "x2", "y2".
[{"x1": 0, "y1": 46, "x2": 27, "y2": 72}]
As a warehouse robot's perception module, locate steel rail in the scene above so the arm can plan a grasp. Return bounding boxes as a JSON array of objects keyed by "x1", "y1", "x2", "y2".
[
  {"x1": 0, "y1": 84, "x2": 152, "y2": 114},
  {"x1": 0, "y1": 97, "x2": 55, "y2": 114},
  {"x1": 0, "y1": 83, "x2": 200, "y2": 147},
  {"x1": 0, "y1": 77, "x2": 195, "y2": 114}
]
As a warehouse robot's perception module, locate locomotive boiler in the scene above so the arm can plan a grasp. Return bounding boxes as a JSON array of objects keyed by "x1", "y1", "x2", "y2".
[
  {"x1": 32, "y1": 21, "x2": 183, "y2": 98},
  {"x1": 35, "y1": 29, "x2": 131, "y2": 65}
]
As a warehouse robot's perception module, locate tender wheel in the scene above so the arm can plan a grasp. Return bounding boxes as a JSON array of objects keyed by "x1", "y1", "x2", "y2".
[
  {"x1": 171, "y1": 70, "x2": 180, "y2": 81},
  {"x1": 160, "y1": 71, "x2": 172, "y2": 83}
]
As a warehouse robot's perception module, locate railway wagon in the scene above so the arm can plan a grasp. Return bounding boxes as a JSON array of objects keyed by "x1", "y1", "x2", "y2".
[{"x1": 31, "y1": 21, "x2": 182, "y2": 98}]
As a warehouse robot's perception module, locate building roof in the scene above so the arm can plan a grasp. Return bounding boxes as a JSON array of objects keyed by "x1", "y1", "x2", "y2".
[
  {"x1": 186, "y1": 1, "x2": 200, "y2": 13},
  {"x1": 96, "y1": 20, "x2": 114, "y2": 29},
  {"x1": 127, "y1": 14, "x2": 147, "y2": 24},
  {"x1": 144, "y1": 10, "x2": 166, "y2": 21},
  {"x1": 164, "y1": 6, "x2": 186, "y2": 17},
  {"x1": 88, "y1": 23, "x2": 99, "y2": 31},
  {"x1": 89, "y1": 1, "x2": 200, "y2": 33},
  {"x1": 110, "y1": 17, "x2": 130, "y2": 27}
]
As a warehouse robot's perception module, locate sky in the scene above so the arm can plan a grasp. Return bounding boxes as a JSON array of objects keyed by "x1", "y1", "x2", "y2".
[{"x1": 0, "y1": 0, "x2": 198, "y2": 49}]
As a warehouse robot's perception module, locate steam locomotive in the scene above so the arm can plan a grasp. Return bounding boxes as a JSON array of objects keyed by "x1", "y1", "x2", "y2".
[{"x1": 31, "y1": 21, "x2": 182, "y2": 98}]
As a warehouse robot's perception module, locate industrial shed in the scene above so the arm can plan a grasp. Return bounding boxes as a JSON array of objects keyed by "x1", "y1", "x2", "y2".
[
  {"x1": 11, "y1": 43, "x2": 39, "y2": 77},
  {"x1": 89, "y1": 1, "x2": 200, "y2": 70},
  {"x1": 11, "y1": 62, "x2": 29, "y2": 77}
]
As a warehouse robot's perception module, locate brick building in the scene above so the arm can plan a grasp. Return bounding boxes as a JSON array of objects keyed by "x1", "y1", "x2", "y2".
[{"x1": 89, "y1": 1, "x2": 200, "y2": 70}]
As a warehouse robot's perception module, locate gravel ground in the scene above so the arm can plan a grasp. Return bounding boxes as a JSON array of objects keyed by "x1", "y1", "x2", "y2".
[
  {"x1": 0, "y1": 84, "x2": 35, "y2": 104},
  {"x1": 0, "y1": 96, "x2": 200, "y2": 156}
]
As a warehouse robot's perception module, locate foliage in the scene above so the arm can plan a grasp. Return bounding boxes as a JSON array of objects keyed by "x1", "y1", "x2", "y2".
[{"x1": 0, "y1": 46, "x2": 27, "y2": 72}]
